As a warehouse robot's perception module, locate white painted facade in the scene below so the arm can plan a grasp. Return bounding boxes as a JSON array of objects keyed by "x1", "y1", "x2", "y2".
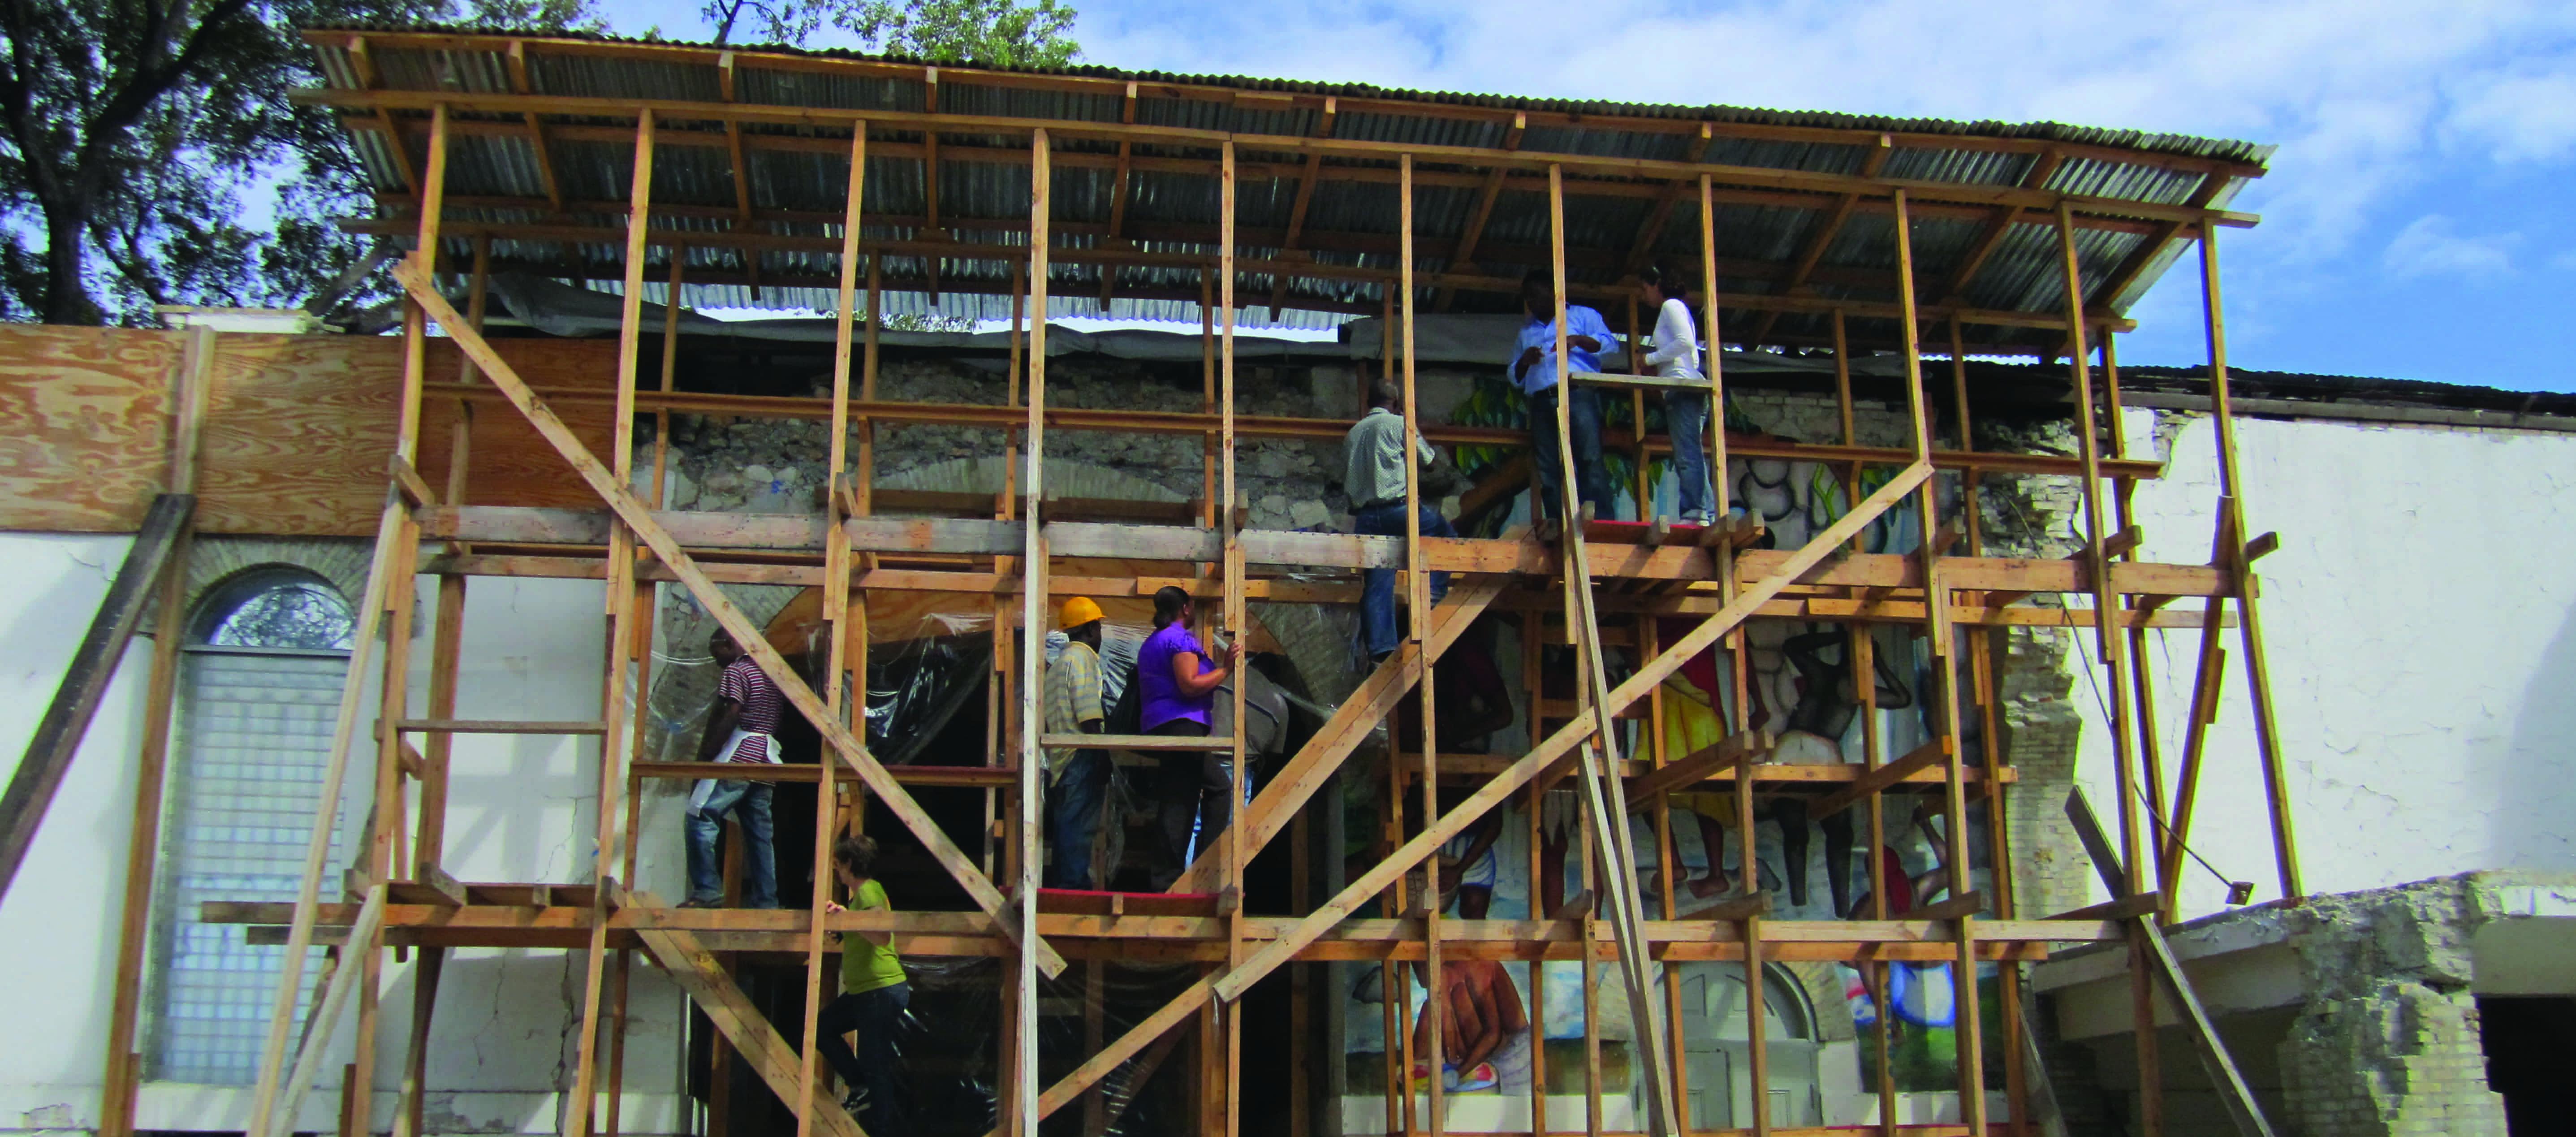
[
  {"x1": 0, "y1": 536, "x2": 694, "y2": 1134},
  {"x1": 2074, "y1": 411, "x2": 2576, "y2": 917},
  {"x1": 12, "y1": 404, "x2": 2576, "y2": 1132}
]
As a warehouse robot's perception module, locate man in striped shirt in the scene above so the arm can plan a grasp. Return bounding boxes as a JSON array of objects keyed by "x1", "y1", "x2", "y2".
[{"x1": 683, "y1": 629, "x2": 782, "y2": 908}]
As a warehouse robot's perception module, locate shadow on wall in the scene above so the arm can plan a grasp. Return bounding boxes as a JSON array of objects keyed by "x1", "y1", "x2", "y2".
[{"x1": 2498, "y1": 599, "x2": 2576, "y2": 874}]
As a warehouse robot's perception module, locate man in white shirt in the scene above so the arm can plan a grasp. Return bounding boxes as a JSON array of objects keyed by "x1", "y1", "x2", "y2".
[{"x1": 1640, "y1": 262, "x2": 1713, "y2": 523}]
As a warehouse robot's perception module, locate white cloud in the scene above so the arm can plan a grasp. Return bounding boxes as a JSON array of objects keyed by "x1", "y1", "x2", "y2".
[
  {"x1": 2382, "y1": 214, "x2": 2520, "y2": 279},
  {"x1": 1070, "y1": 0, "x2": 2576, "y2": 264},
  {"x1": 2446, "y1": 61, "x2": 2576, "y2": 163}
]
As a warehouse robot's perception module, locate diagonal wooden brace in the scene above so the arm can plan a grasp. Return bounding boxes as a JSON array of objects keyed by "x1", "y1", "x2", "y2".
[
  {"x1": 394, "y1": 260, "x2": 1064, "y2": 977},
  {"x1": 1218, "y1": 462, "x2": 1929, "y2": 1004},
  {"x1": 631, "y1": 904, "x2": 867, "y2": 1137},
  {"x1": 993, "y1": 465, "x2": 1932, "y2": 1128},
  {"x1": 1169, "y1": 575, "x2": 1507, "y2": 894}
]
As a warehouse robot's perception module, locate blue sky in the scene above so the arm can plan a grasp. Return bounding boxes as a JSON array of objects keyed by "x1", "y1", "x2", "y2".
[{"x1": 615, "y1": 0, "x2": 2576, "y2": 389}]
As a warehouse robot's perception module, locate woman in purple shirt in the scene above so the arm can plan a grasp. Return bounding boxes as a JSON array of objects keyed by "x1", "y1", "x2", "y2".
[{"x1": 1137, "y1": 586, "x2": 1242, "y2": 888}]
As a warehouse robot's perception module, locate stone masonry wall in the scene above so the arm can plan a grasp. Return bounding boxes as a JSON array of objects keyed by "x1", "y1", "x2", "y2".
[{"x1": 2275, "y1": 876, "x2": 2510, "y2": 1137}]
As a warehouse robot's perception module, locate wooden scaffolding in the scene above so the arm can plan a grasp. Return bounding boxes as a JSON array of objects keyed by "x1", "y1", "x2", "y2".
[{"x1": 46, "y1": 29, "x2": 2304, "y2": 1137}]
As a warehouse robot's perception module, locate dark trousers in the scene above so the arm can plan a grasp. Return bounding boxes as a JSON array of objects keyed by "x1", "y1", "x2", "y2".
[
  {"x1": 1147, "y1": 718, "x2": 1232, "y2": 888},
  {"x1": 1353, "y1": 501, "x2": 1457, "y2": 659},
  {"x1": 813, "y1": 982, "x2": 910, "y2": 1137},
  {"x1": 1529, "y1": 385, "x2": 1612, "y2": 521},
  {"x1": 1044, "y1": 748, "x2": 1111, "y2": 889}
]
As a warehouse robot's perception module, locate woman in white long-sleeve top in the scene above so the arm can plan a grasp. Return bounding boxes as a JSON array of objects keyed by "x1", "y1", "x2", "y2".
[{"x1": 1639, "y1": 263, "x2": 1715, "y2": 523}]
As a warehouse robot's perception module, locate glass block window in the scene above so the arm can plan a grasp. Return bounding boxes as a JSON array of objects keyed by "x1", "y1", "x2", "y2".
[{"x1": 146, "y1": 569, "x2": 353, "y2": 1085}]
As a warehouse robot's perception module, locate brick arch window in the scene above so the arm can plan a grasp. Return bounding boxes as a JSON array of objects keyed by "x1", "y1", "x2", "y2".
[{"x1": 145, "y1": 566, "x2": 354, "y2": 1085}]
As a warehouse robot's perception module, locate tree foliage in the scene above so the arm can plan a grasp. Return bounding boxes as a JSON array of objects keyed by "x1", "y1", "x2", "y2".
[
  {"x1": 0, "y1": 0, "x2": 597, "y2": 327},
  {"x1": 704, "y1": 0, "x2": 1079, "y2": 67}
]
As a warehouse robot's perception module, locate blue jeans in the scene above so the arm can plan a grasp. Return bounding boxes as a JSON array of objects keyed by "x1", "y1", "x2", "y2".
[
  {"x1": 1354, "y1": 501, "x2": 1457, "y2": 659},
  {"x1": 1529, "y1": 385, "x2": 1612, "y2": 521},
  {"x1": 1666, "y1": 390, "x2": 1713, "y2": 519},
  {"x1": 1044, "y1": 749, "x2": 1111, "y2": 889},
  {"x1": 684, "y1": 779, "x2": 777, "y2": 907},
  {"x1": 813, "y1": 982, "x2": 910, "y2": 1137}
]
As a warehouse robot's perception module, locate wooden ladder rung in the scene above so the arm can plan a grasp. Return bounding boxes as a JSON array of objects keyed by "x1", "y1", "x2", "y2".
[
  {"x1": 396, "y1": 718, "x2": 608, "y2": 735},
  {"x1": 1044, "y1": 733, "x2": 1240, "y2": 752}
]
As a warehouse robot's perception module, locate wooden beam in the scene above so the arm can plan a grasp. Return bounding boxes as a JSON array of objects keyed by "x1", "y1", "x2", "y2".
[
  {"x1": 1748, "y1": 134, "x2": 1893, "y2": 345},
  {"x1": 1622, "y1": 730, "x2": 1772, "y2": 808},
  {"x1": 309, "y1": 87, "x2": 2259, "y2": 229},
  {"x1": 1167, "y1": 577, "x2": 1508, "y2": 893},
  {"x1": 1935, "y1": 148, "x2": 2062, "y2": 303},
  {"x1": 263, "y1": 886, "x2": 388, "y2": 1137},
  {"x1": 2065, "y1": 791, "x2": 2278, "y2": 1137},
  {"x1": 503, "y1": 42, "x2": 564, "y2": 213},
  {"x1": 0, "y1": 493, "x2": 193, "y2": 900},
  {"x1": 314, "y1": 32, "x2": 2261, "y2": 182},
  {"x1": 631, "y1": 914, "x2": 865, "y2": 1137},
  {"x1": 391, "y1": 258, "x2": 1065, "y2": 977}
]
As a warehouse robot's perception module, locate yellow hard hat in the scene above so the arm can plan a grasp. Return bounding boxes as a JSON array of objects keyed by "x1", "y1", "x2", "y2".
[{"x1": 1060, "y1": 596, "x2": 1105, "y2": 628}]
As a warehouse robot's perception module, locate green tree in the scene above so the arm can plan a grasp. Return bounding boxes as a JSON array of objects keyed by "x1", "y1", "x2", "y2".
[
  {"x1": 704, "y1": 0, "x2": 1079, "y2": 67},
  {"x1": 0, "y1": 0, "x2": 598, "y2": 326}
]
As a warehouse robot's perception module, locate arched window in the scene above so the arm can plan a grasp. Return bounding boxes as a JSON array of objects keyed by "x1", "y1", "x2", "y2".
[
  {"x1": 147, "y1": 568, "x2": 354, "y2": 1085},
  {"x1": 191, "y1": 569, "x2": 357, "y2": 650}
]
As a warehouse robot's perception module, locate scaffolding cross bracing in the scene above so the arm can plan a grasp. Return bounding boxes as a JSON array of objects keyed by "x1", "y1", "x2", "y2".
[{"x1": 25, "y1": 37, "x2": 2305, "y2": 1137}]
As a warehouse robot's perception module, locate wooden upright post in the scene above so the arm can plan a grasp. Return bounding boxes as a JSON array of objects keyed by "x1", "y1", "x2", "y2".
[
  {"x1": 1544, "y1": 163, "x2": 1681, "y2": 1137},
  {"x1": 794, "y1": 119, "x2": 867, "y2": 1137},
  {"x1": 565, "y1": 106, "x2": 655, "y2": 1137},
  {"x1": 1010, "y1": 125, "x2": 1053, "y2": 1137},
  {"x1": 2056, "y1": 201, "x2": 2160, "y2": 1137},
  {"x1": 247, "y1": 99, "x2": 445, "y2": 1137},
  {"x1": 95, "y1": 326, "x2": 213, "y2": 1137},
  {"x1": 2196, "y1": 227, "x2": 2301, "y2": 904},
  {"x1": 1398, "y1": 153, "x2": 1446, "y2": 1137}
]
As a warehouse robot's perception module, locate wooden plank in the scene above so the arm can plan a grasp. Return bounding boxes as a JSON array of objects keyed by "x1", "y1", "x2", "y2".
[
  {"x1": 391, "y1": 258, "x2": 1065, "y2": 977},
  {"x1": 1168, "y1": 575, "x2": 1507, "y2": 893},
  {"x1": 263, "y1": 886, "x2": 389, "y2": 1137},
  {"x1": 97, "y1": 342, "x2": 206, "y2": 1137},
  {"x1": 0, "y1": 492, "x2": 193, "y2": 899},
  {"x1": 1622, "y1": 730, "x2": 1772, "y2": 808},
  {"x1": 1806, "y1": 737, "x2": 1952, "y2": 816},
  {"x1": 2065, "y1": 790, "x2": 2277, "y2": 1137},
  {"x1": 2196, "y1": 231, "x2": 2301, "y2": 903},
  {"x1": 1207, "y1": 371, "x2": 1928, "y2": 1016},
  {"x1": 1041, "y1": 732, "x2": 1237, "y2": 752},
  {"x1": 390, "y1": 946, "x2": 444, "y2": 1137},
  {"x1": 0, "y1": 326, "x2": 184, "y2": 531},
  {"x1": 396, "y1": 718, "x2": 608, "y2": 735},
  {"x1": 630, "y1": 914, "x2": 866, "y2": 1137}
]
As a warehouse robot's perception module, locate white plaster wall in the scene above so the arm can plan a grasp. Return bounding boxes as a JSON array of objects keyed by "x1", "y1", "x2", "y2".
[
  {"x1": 2074, "y1": 415, "x2": 2576, "y2": 917},
  {"x1": 0, "y1": 548, "x2": 692, "y2": 1133},
  {"x1": 0, "y1": 533, "x2": 155, "y2": 1129}
]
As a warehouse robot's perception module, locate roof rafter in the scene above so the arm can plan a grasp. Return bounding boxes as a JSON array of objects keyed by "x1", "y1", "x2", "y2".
[
  {"x1": 306, "y1": 30, "x2": 2268, "y2": 185},
  {"x1": 1746, "y1": 134, "x2": 1894, "y2": 347},
  {"x1": 297, "y1": 87, "x2": 2257, "y2": 228}
]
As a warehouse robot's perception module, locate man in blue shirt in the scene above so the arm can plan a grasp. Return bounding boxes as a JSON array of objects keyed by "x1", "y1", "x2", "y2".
[{"x1": 1512, "y1": 270, "x2": 1616, "y2": 522}]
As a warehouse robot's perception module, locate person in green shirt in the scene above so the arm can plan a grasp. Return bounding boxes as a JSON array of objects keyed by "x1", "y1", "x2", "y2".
[{"x1": 814, "y1": 835, "x2": 910, "y2": 1135}]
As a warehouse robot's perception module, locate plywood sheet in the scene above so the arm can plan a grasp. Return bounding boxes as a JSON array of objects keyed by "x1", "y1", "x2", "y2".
[
  {"x1": 197, "y1": 335, "x2": 621, "y2": 536},
  {"x1": 0, "y1": 326, "x2": 180, "y2": 532}
]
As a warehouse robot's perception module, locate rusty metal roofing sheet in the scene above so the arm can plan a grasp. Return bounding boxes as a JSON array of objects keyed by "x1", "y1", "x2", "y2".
[{"x1": 306, "y1": 27, "x2": 2271, "y2": 349}]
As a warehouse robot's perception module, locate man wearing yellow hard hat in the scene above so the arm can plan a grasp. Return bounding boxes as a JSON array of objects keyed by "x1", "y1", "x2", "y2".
[{"x1": 1043, "y1": 596, "x2": 1110, "y2": 889}]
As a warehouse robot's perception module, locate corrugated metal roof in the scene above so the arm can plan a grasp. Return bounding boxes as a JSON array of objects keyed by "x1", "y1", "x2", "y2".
[{"x1": 307, "y1": 26, "x2": 2273, "y2": 348}]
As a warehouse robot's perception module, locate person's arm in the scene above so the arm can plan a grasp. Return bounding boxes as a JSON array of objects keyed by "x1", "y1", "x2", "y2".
[
  {"x1": 696, "y1": 697, "x2": 743, "y2": 761},
  {"x1": 1564, "y1": 307, "x2": 1609, "y2": 355},
  {"x1": 1513, "y1": 343, "x2": 1542, "y2": 383},
  {"x1": 1644, "y1": 300, "x2": 1692, "y2": 368},
  {"x1": 1075, "y1": 647, "x2": 1105, "y2": 734},
  {"x1": 1170, "y1": 638, "x2": 1241, "y2": 698}
]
